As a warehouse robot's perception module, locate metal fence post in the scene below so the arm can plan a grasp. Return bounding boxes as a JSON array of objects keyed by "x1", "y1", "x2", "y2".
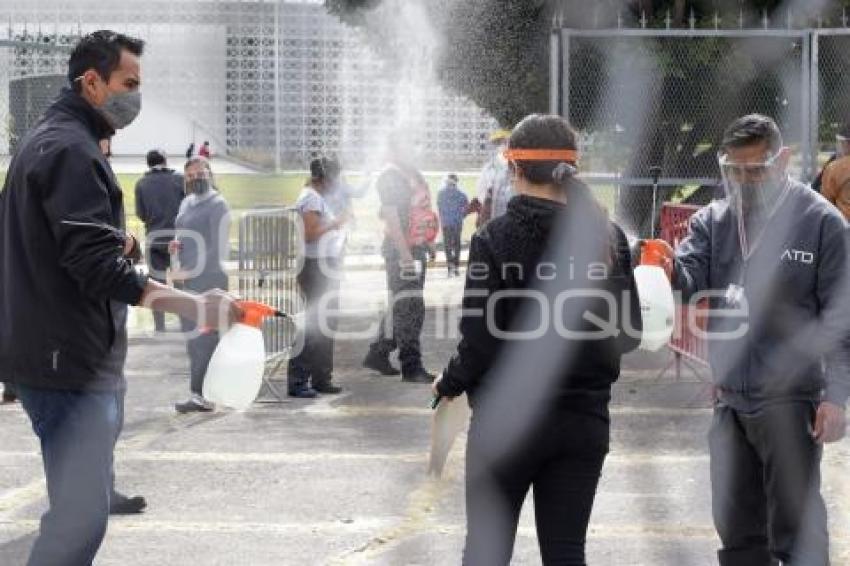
[
  {"x1": 549, "y1": 29, "x2": 561, "y2": 115},
  {"x1": 562, "y1": 31, "x2": 570, "y2": 121},
  {"x1": 810, "y1": 30, "x2": 821, "y2": 179},
  {"x1": 801, "y1": 31, "x2": 813, "y2": 182}
]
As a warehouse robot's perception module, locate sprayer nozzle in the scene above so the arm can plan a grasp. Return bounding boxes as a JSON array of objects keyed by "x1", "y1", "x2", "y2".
[{"x1": 238, "y1": 301, "x2": 283, "y2": 329}]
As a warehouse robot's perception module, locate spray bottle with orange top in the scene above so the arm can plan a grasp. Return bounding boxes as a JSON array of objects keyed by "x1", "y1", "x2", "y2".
[
  {"x1": 203, "y1": 301, "x2": 287, "y2": 410},
  {"x1": 634, "y1": 239, "x2": 676, "y2": 351}
]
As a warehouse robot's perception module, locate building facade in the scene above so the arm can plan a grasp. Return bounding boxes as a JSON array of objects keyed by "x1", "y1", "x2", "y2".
[{"x1": 0, "y1": 0, "x2": 497, "y2": 170}]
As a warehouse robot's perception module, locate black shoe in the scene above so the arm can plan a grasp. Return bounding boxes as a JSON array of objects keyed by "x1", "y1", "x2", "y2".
[
  {"x1": 288, "y1": 387, "x2": 318, "y2": 399},
  {"x1": 174, "y1": 396, "x2": 214, "y2": 414},
  {"x1": 313, "y1": 382, "x2": 343, "y2": 394},
  {"x1": 402, "y1": 368, "x2": 435, "y2": 384},
  {"x1": 1, "y1": 392, "x2": 16, "y2": 404},
  {"x1": 109, "y1": 491, "x2": 147, "y2": 515},
  {"x1": 363, "y1": 352, "x2": 401, "y2": 376}
]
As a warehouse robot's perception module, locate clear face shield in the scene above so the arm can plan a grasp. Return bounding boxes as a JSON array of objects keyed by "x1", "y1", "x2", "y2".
[{"x1": 718, "y1": 150, "x2": 790, "y2": 258}]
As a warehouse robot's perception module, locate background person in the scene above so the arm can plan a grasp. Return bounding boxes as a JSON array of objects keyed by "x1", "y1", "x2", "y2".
[
  {"x1": 437, "y1": 173, "x2": 470, "y2": 277},
  {"x1": 97, "y1": 136, "x2": 150, "y2": 515},
  {"x1": 475, "y1": 128, "x2": 512, "y2": 226},
  {"x1": 0, "y1": 31, "x2": 239, "y2": 566},
  {"x1": 362, "y1": 136, "x2": 435, "y2": 384},
  {"x1": 135, "y1": 148, "x2": 185, "y2": 332},
  {"x1": 434, "y1": 114, "x2": 642, "y2": 565},
  {"x1": 663, "y1": 114, "x2": 850, "y2": 566},
  {"x1": 812, "y1": 122, "x2": 850, "y2": 193},
  {"x1": 171, "y1": 157, "x2": 232, "y2": 413},
  {"x1": 287, "y1": 157, "x2": 349, "y2": 398},
  {"x1": 199, "y1": 140, "x2": 211, "y2": 159}
]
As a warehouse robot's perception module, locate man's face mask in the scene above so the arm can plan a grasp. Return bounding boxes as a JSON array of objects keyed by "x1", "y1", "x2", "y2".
[
  {"x1": 719, "y1": 149, "x2": 789, "y2": 257},
  {"x1": 75, "y1": 72, "x2": 141, "y2": 130}
]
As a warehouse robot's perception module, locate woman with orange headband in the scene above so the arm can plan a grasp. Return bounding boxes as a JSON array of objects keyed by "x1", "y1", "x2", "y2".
[{"x1": 434, "y1": 114, "x2": 642, "y2": 565}]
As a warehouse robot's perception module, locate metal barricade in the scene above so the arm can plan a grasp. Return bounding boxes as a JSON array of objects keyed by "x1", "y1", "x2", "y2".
[
  {"x1": 659, "y1": 203, "x2": 710, "y2": 379},
  {"x1": 238, "y1": 208, "x2": 304, "y2": 378}
]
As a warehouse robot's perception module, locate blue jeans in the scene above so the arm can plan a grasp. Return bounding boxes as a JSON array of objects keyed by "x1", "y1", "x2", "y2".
[{"x1": 17, "y1": 385, "x2": 124, "y2": 566}]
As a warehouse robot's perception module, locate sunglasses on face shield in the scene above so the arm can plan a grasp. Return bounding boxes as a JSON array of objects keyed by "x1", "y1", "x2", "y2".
[{"x1": 718, "y1": 152, "x2": 781, "y2": 178}]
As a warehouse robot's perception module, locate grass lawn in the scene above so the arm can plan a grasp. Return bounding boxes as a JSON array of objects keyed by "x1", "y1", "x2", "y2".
[
  {"x1": 5, "y1": 167, "x2": 701, "y2": 253},
  {"x1": 118, "y1": 172, "x2": 484, "y2": 249}
]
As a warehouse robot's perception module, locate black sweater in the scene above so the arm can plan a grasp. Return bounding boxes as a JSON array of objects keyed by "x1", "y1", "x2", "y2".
[{"x1": 437, "y1": 192, "x2": 642, "y2": 418}]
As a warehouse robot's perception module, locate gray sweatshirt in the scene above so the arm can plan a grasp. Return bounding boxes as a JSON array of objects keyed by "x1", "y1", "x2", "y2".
[
  {"x1": 673, "y1": 179, "x2": 850, "y2": 410},
  {"x1": 175, "y1": 190, "x2": 231, "y2": 291}
]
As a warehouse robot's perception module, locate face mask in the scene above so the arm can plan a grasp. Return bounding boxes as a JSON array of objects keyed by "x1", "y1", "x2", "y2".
[
  {"x1": 187, "y1": 178, "x2": 211, "y2": 195},
  {"x1": 98, "y1": 90, "x2": 141, "y2": 130},
  {"x1": 77, "y1": 73, "x2": 141, "y2": 130}
]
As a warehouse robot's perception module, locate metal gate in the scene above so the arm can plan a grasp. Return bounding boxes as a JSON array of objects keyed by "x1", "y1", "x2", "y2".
[{"x1": 237, "y1": 208, "x2": 304, "y2": 363}]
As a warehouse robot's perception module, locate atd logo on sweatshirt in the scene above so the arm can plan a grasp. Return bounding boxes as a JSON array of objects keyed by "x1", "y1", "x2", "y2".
[{"x1": 781, "y1": 249, "x2": 815, "y2": 264}]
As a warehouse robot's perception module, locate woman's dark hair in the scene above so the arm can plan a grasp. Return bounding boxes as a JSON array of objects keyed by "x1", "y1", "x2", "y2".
[
  {"x1": 509, "y1": 114, "x2": 614, "y2": 263},
  {"x1": 309, "y1": 157, "x2": 341, "y2": 182},
  {"x1": 68, "y1": 30, "x2": 145, "y2": 92},
  {"x1": 508, "y1": 114, "x2": 579, "y2": 186}
]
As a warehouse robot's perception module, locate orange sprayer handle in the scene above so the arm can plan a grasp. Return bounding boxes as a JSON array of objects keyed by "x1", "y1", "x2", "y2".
[
  {"x1": 639, "y1": 239, "x2": 674, "y2": 281},
  {"x1": 238, "y1": 300, "x2": 287, "y2": 329}
]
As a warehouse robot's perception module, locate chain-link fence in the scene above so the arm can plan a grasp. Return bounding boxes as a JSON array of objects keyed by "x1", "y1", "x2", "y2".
[
  {"x1": 551, "y1": 28, "x2": 828, "y2": 239},
  {"x1": 814, "y1": 30, "x2": 850, "y2": 165}
]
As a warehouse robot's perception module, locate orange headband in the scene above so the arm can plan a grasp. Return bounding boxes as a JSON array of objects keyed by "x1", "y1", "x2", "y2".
[{"x1": 503, "y1": 148, "x2": 579, "y2": 162}]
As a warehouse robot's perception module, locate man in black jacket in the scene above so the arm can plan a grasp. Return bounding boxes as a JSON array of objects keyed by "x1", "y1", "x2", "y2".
[
  {"x1": 0, "y1": 31, "x2": 239, "y2": 566},
  {"x1": 135, "y1": 148, "x2": 185, "y2": 332}
]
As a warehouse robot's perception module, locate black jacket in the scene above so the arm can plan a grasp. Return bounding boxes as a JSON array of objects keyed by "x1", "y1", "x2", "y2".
[
  {"x1": 0, "y1": 89, "x2": 148, "y2": 391},
  {"x1": 135, "y1": 168, "x2": 185, "y2": 250},
  {"x1": 438, "y1": 192, "x2": 642, "y2": 418}
]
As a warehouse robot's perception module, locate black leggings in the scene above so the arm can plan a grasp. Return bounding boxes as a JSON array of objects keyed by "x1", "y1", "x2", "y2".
[{"x1": 463, "y1": 409, "x2": 609, "y2": 566}]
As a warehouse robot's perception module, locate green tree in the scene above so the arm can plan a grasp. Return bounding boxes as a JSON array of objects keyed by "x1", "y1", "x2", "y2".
[{"x1": 326, "y1": 0, "x2": 848, "y2": 234}]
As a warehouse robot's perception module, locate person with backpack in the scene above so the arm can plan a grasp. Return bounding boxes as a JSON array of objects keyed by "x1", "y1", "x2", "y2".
[
  {"x1": 433, "y1": 114, "x2": 642, "y2": 565},
  {"x1": 362, "y1": 138, "x2": 438, "y2": 384}
]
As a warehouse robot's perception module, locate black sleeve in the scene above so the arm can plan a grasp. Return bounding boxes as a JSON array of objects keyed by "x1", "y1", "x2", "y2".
[
  {"x1": 40, "y1": 145, "x2": 148, "y2": 305},
  {"x1": 438, "y1": 232, "x2": 503, "y2": 397}
]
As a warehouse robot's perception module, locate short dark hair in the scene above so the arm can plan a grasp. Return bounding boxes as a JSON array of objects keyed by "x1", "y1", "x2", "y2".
[
  {"x1": 146, "y1": 149, "x2": 166, "y2": 168},
  {"x1": 721, "y1": 114, "x2": 783, "y2": 153},
  {"x1": 68, "y1": 30, "x2": 145, "y2": 93}
]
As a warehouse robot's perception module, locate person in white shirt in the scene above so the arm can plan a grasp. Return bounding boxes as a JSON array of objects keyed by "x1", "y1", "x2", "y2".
[{"x1": 287, "y1": 158, "x2": 349, "y2": 397}]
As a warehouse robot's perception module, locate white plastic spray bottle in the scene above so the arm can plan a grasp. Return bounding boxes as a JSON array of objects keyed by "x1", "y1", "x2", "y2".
[
  {"x1": 203, "y1": 301, "x2": 286, "y2": 411},
  {"x1": 634, "y1": 240, "x2": 676, "y2": 351}
]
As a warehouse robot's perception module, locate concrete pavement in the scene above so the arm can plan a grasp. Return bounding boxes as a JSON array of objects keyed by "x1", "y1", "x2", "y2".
[{"x1": 2, "y1": 268, "x2": 850, "y2": 565}]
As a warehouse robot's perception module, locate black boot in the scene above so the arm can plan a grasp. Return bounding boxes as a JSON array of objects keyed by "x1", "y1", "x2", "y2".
[
  {"x1": 363, "y1": 351, "x2": 400, "y2": 376},
  {"x1": 109, "y1": 491, "x2": 147, "y2": 515},
  {"x1": 402, "y1": 367, "x2": 435, "y2": 384}
]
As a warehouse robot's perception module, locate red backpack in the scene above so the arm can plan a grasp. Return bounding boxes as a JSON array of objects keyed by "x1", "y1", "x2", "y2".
[{"x1": 407, "y1": 181, "x2": 440, "y2": 247}]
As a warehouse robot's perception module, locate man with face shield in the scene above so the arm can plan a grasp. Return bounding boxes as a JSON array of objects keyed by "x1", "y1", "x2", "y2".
[
  {"x1": 656, "y1": 114, "x2": 850, "y2": 566},
  {"x1": 0, "y1": 31, "x2": 240, "y2": 565}
]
